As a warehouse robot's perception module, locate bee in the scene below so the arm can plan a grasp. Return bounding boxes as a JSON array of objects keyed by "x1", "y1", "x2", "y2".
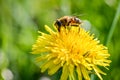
[{"x1": 54, "y1": 16, "x2": 82, "y2": 32}]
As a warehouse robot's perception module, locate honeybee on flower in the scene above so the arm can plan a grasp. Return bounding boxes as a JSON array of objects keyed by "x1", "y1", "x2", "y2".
[
  {"x1": 32, "y1": 16, "x2": 111, "y2": 80},
  {"x1": 54, "y1": 16, "x2": 82, "y2": 31}
]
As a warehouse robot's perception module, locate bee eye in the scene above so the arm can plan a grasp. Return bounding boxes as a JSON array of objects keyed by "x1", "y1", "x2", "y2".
[
  {"x1": 56, "y1": 20, "x2": 61, "y2": 27},
  {"x1": 75, "y1": 18, "x2": 82, "y2": 23}
]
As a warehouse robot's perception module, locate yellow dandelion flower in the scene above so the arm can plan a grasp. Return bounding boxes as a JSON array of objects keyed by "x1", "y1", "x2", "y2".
[{"x1": 32, "y1": 25, "x2": 111, "y2": 80}]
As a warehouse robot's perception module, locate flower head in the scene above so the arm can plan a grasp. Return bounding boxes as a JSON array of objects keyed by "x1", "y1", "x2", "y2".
[{"x1": 32, "y1": 25, "x2": 111, "y2": 80}]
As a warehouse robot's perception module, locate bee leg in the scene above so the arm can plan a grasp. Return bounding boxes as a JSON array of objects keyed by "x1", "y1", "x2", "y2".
[
  {"x1": 67, "y1": 21, "x2": 71, "y2": 30},
  {"x1": 78, "y1": 27, "x2": 80, "y2": 33},
  {"x1": 77, "y1": 25, "x2": 80, "y2": 33},
  {"x1": 67, "y1": 21, "x2": 71, "y2": 26}
]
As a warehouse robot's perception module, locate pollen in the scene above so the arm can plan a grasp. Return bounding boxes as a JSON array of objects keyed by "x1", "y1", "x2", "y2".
[{"x1": 32, "y1": 25, "x2": 111, "y2": 80}]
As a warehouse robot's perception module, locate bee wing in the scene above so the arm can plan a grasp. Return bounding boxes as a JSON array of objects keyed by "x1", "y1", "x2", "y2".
[{"x1": 81, "y1": 20, "x2": 91, "y2": 31}]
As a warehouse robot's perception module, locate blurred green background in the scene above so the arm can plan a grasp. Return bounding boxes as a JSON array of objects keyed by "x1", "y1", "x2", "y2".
[{"x1": 0, "y1": 0, "x2": 120, "y2": 80}]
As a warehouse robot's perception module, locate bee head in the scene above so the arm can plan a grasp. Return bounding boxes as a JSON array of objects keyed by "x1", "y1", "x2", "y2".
[{"x1": 74, "y1": 17, "x2": 82, "y2": 24}]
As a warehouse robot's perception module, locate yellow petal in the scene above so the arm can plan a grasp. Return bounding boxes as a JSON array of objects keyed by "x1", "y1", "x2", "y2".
[
  {"x1": 81, "y1": 65, "x2": 90, "y2": 80},
  {"x1": 35, "y1": 55, "x2": 46, "y2": 62},
  {"x1": 76, "y1": 66, "x2": 82, "y2": 80},
  {"x1": 68, "y1": 64, "x2": 75, "y2": 80},
  {"x1": 41, "y1": 59, "x2": 54, "y2": 72},
  {"x1": 93, "y1": 65, "x2": 106, "y2": 75},
  {"x1": 60, "y1": 63, "x2": 69, "y2": 80},
  {"x1": 48, "y1": 63, "x2": 61, "y2": 75},
  {"x1": 45, "y1": 25, "x2": 55, "y2": 34},
  {"x1": 93, "y1": 65, "x2": 104, "y2": 80}
]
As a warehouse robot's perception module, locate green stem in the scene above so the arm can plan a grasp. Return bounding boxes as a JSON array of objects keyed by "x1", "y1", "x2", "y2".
[{"x1": 105, "y1": 1, "x2": 120, "y2": 46}]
